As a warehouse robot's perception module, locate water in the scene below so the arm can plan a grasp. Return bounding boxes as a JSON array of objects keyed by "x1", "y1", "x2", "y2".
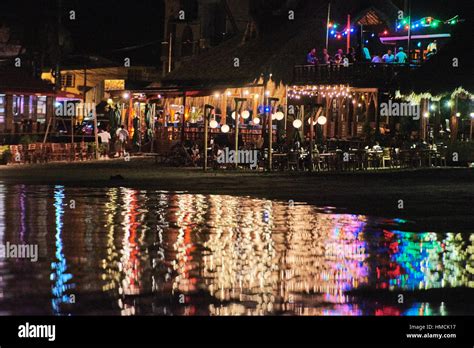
[{"x1": 0, "y1": 184, "x2": 472, "y2": 316}]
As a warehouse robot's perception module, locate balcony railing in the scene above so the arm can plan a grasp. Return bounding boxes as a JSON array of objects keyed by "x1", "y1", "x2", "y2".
[{"x1": 292, "y1": 63, "x2": 418, "y2": 87}]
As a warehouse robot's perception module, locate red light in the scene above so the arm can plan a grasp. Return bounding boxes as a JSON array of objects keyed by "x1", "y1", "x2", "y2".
[
  {"x1": 383, "y1": 30, "x2": 388, "y2": 35},
  {"x1": 337, "y1": 34, "x2": 341, "y2": 39}
]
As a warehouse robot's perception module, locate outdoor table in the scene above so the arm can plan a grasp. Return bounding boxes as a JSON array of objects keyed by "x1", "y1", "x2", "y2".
[
  {"x1": 319, "y1": 153, "x2": 336, "y2": 171},
  {"x1": 367, "y1": 150, "x2": 383, "y2": 168},
  {"x1": 272, "y1": 153, "x2": 287, "y2": 171}
]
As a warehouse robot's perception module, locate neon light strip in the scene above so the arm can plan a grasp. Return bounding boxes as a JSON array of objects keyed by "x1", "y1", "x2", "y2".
[{"x1": 380, "y1": 33, "x2": 451, "y2": 43}]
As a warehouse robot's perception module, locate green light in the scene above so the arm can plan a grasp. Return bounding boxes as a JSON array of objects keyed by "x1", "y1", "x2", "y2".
[{"x1": 432, "y1": 21, "x2": 439, "y2": 28}]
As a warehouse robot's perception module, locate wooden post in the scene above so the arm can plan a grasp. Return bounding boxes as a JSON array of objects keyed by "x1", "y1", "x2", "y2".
[
  {"x1": 181, "y1": 93, "x2": 186, "y2": 142},
  {"x1": 150, "y1": 103, "x2": 156, "y2": 153},
  {"x1": 204, "y1": 107, "x2": 209, "y2": 171},
  {"x1": 93, "y1": 98, "x2": 99, "y2": 159},
  {"x1": 268, "y1": 100, "x2": 272, "y2": 171},
  {"x1": 309, "y1": 107, "x2": 314, "y2": 171}
]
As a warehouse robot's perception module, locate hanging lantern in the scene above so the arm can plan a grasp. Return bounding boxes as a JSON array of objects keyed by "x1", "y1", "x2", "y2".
[
  {"x1": 275, "y1": 111, "x2": 284, "y2": 121},
  {"x1": 210, "y1": 120, "x2": 218, "y2": 129},
  {"x1": 231, "y1": 111, "x2": 239, "y2": 119},
  {"x1": 317, "y1": 116, "x2": 327, "y2": 125},
  {"x1": 253, "y1": 117, "x2": 260, "y2": 125},
  {"x1": 221, "y1": 124, "x2": 230, "y2": 133},
  {"x1": 241, "y1": 110, "x2": 250, "y2": 119},
  {"x1": 293, "y1": 119, "x2": 302, "y2": 129}
]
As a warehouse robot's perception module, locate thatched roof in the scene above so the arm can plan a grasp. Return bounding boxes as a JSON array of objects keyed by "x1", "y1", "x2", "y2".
[
  {"x1": 397, "y1": 21, "x2": 474, "y2": 96},
  {"x1": 162, "y1": 0, "x2": 401, "y2": 88}
]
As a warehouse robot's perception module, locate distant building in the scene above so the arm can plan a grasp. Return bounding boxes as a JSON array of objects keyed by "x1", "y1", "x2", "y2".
[
  {"x1": 41, "y1": 59, "x2": 161, "y2": 109},
  {"x1": 161, "y1": 0, "x2": 250, "y2": 75}
]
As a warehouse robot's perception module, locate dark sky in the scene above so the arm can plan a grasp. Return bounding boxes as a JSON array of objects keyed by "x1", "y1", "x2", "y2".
[{"x1": 2, "y1": 0, "x2": 472, "y2": 65}]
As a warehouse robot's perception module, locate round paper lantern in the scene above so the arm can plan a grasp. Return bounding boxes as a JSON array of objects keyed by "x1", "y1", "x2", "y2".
[
  {"x1": 221, "y1": 124, "x2": 230, "y2": 133},
  {"x1": 275, "y1": 111, "x2": 284, "y2": 121},
  {"x1": 317, "y1": 116, "x2": 327, "y2": 125},
  {"x1": 209, "y1": 120, "x2": 218, "y2": 129},
  {"x1": 253, "y1": 117, "x2": 260, "y2": 125},
  {"x1": 293, "y1": 119, "x2": 302, "y2": 129},
  {"x1": 241, "y1": 110, "x2": 250, "y2": 119}
]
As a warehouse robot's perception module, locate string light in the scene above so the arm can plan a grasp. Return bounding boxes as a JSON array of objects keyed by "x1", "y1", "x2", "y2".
[{"x1": 396, "y1": 15, "x2": 462, "y2": 32}]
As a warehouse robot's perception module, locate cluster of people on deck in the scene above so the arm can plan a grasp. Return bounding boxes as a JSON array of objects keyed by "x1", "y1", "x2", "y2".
[
  {"x1": 307, "y1": 46, "x2": 411, "y2": 65},
  {"x1": 306, "y1": 40, "x2": 438, "y2": 66}
]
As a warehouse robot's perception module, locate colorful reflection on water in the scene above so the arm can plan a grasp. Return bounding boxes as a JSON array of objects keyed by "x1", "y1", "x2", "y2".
[{"x1": 0, "y1": 184, "x2": 472, "y2": 316}]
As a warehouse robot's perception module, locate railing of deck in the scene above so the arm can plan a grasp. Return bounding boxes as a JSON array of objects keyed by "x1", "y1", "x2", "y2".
[{"x1": 293, "y1": 63, "x2": 418, "y2": 86}]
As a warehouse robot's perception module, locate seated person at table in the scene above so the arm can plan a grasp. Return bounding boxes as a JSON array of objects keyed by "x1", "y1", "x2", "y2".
[
  {"x1": 372, "y1": 142, "x2": 382, "y2": 151},
  {"x1": 306, "y1": 48, "x2": 319, "y2": 65},
  {"x1": 371, "y1": 53, "x2": 383, "y2": 63},
  {"x1": 382, "y1": 49, "x2": 395, "y2": 63},
  {"x1": 395, "y1": 47, "x2": 408, "y2": 64}
]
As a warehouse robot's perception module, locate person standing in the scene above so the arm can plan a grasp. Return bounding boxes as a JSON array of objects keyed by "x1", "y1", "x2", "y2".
[
  {"x1": 306, "y1": 48, "x2": 319, "y2": 65},
  {"x1": 362, "y1": 45, "x2": 371, "y2": 62},
  {"x1": 382, "y1": 49, "x2": 395, "y2": 63},
  {"x1": 334, "y1": 49, "x2": 344, "y2": 64},
  {"x1": 321, "y1": 48, "x2": 331, "y2": 64},
  {"x1": 115, "y1": 125, "x2": 129, "y2": 157},
  {"x1": 98, "y1": 128, "x2": 111, "y2": 158},
  {"x1": 395, "y1": 47, "x2": 408, "y2": 64}
]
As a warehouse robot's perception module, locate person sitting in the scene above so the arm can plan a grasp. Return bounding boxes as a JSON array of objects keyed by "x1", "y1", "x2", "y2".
[
  {"x1": 382, "y1": 49, "x2": 395, "y2": 63},
  {"x1": 306, "y1": 48, "x2": 319, "y2": 65},
  {"x1": 371, "y1": 54, "x2": 383, "y2": 63},
  {"x1": 320, "y1": 48, "x2": 331, "y2": 64},
  {"x1": 395, "y1": 47, "x2": 408, "y2": 64},
  {"x1": 372, "y1": 142, "x2": 382, "y2": 151}
]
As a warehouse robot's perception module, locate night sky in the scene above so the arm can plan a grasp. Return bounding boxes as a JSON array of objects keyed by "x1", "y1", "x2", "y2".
[{"x1": 1, "y1": 0, "x2": 471, "y2": 67}]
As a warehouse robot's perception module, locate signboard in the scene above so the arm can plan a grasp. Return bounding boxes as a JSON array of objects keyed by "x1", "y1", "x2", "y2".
[{"x1": 104, "y1": 80, "x2": 125, "y2": 91}]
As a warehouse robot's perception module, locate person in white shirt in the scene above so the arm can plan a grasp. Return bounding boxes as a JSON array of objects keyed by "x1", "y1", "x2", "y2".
[
  {"x1": 115, "y1": 125, "x2": 129, "y2": 157},
  {"x1": 98, "y1": 128, "x2": 111, "y2": 157},
  {"x1": 382, "y1": 49, "x2": 395, "y2": 63}
]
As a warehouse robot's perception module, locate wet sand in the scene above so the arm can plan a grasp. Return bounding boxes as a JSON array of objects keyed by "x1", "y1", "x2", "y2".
[{"x1": 0, "y1": 157, "x2": 472, "y2": 232}]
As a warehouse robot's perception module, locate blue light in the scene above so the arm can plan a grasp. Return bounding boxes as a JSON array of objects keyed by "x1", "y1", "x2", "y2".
[
  {"x1": 371, "y1": 33, "x2": 375, "y2": 37},
  {"x1": 417, "y1": 42, "x2": 422, "y2": 48},
  {"x1": 397, "y1": 24, "x2": 401, "y2": 29},
  {"x1": 264, "y1": 106, "x2": 271, "y2": 113},
  {"x1": 330, "y1": 30, "x2": 335, "y2": 34},
  {"x1": 350, "y1": 28, "x2": 354, "y2": 33},
  {"x1": 365, "y1": 40, "x2": 369, "y2": 44}
]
